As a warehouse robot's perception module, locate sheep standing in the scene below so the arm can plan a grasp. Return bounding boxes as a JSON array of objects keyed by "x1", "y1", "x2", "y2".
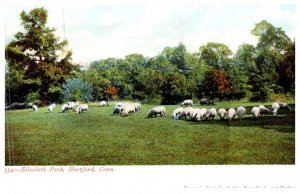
[
  {"x1": 67, "y1": 101, "x2": 79, "y2": 111},
  {"x1": 200, "y1": 98, "x2": 211, "y2": 106},
  {"x1": 48, "y1": 103, "x2": 56, "y2": 113},
  {"x1": 99, "y1": 101, "x2": 107, "y2": 107},
  {"x1": 195, "y1": 108, "x2": 208, "y2": 121},
  {"x1": 272, "y1": 102, "x2": 291, "y2": 115},
  {"x1": 148, "y1": 106, "x2": 166, "y2": 118},
  {"x1": 61, "y1": 104, "x2": 72, "y2": 113},
  {"x1": 76, "y1": 104, "x2": 89, "y2": 114},
  {"x1": 173, "y1": 107, "x2": 184, "y2": 120},
  {"x1": 251, "y1": 107, "x2": 260, "y2": 119},
  {"x1": 228, "y1": 108, "x2": 236, "y2": 123},
  {"x1": 237, "y1": 106, "x2": 246, "y2": 119},
  {"x1": 217, "y1": 108, "x2": 227, "y2": 120},
  {"x1": 179, "y1": 107, "x2": 194, "y2": 119},
  {"x1": 181, "y1": 99, "x2": 193, "y2": 107},
  {"x1": 121, "y1": 104, "x2": 136, "y2": 116},
  {"x1": 190, "y1": 108, "x2": 201, "y2": 121},
  {"x1": 259, "y1": 105, "x2": 270, "y2": 116},
  {"x1": 134, "y1": 103, "x2": 141, "y2": 112},
  {"x1": 203, "y1": 108, "x2": 217, "y2": 120},
  {"x1": 32, "y1": 105, "x2": 38, "y2": 112}
]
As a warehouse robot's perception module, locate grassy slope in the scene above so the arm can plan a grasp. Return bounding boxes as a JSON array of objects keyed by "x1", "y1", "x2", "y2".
[{"x1": 5, "y1": 102, "x2": 295, "y2": 165}]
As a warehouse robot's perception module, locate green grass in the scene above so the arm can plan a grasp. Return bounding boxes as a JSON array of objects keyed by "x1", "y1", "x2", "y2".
[{"x1": 5, "y1": 101, "x2": 295, "y2": 165}]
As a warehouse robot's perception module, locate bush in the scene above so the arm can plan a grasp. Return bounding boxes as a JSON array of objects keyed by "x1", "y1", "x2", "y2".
[
  {"x1": 269, "y1": 93, "x2": 295, "y2": 103},
  {"x1": 62, "y1": 78, "x2": 93, "y2": 102}
]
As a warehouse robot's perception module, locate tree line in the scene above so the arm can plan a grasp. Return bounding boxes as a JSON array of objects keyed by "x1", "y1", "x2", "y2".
[{"x1": 5, "y1": 8, "x2": 295, "y2": 106}]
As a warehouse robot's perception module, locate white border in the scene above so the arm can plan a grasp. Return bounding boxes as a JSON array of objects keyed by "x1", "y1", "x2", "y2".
[{"x1": 1, "y1": 0, "x2": 299, "y2": 194}]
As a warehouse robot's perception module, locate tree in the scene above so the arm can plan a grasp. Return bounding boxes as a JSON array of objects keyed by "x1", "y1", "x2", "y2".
[
  {"x1": 199, "y1": 42, "x2": 232, "y2": 69},
  {"x1": 198, "y1": 68, "x2": 230, "y2": 103},
  {"x1": 62, "y1": 78, "x2": 93, "y2": 102},
  {"x1": 161, "y1": 72, "x2": 189, "y2": 105},
  {"x1": 249, "y1": 20, "x2": 292, "y2": 101},
  {"x1": 5, "y1": 7, "x2": 78, "y2": 103},
  {"x1": 276, "y1": 40, "x2": 295, "y2": 93},
  {"x1": 162, "y1": 43, "x2": 190, "y2": 75}
]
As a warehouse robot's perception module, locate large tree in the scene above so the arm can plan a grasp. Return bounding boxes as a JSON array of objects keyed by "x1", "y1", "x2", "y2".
[
  {"x1": 249, "y1": 20, "x2": 293, "y2": 101},
  {"x1": 5, "y1": 7, "x2": 78, "y2": 103}
]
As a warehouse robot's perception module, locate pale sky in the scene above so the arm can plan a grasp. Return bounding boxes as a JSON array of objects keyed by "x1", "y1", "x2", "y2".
[{"x1": 3, "y1": 0, "x2": 295, "y2": 65}]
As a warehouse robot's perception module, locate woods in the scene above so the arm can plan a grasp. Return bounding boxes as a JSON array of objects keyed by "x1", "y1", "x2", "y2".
[{"x1": 5, "y1": 7, "x2": 295, "y2": 105}]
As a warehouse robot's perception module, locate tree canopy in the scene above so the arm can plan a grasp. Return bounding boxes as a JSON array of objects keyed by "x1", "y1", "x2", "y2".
[{"x1": 5, "y1": 8, "x2": 295, "y2": 105}]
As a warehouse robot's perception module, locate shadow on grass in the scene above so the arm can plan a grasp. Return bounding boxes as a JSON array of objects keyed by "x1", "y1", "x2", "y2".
[{"x1": 184, "y1": 105, "x2": 295, "y2": 133}]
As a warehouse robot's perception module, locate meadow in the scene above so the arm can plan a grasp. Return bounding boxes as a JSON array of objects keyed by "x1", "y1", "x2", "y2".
[{"x1": 5, "y1": 101, "x2": 295, "y2": 165}]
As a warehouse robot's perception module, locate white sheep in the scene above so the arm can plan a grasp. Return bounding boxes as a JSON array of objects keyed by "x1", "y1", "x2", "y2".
[
  {"x1": 259, "y1": 105, "x2": 270, "y2": 116},
  {"x1": 228, "y1": 108, "x2": 236, "y2": 123},
  {"x1": 190, "y1": 108, "x2": 201, "y2": 120},
  {"x1": 180, "y1": 99, "x2": 193, "y2": 107},
  {"x1": 148, "y1": 106, "x2": 166, "y2": 118},
  {"x1": 76, "y1": 104, "x2": 89, "y2": 114},
  {"x1": 32, "y1": 105, "x2": 38, "y2": 112},
  {"x1": 237, "y1": 106, "x2": 246, "y2": 119},
  {"x1": 203, "y1": 108, "x2": 217, "y2": 120},
  {"x1": 121, "y1": 103, "x2": 136, "y2": 116},
  {"x1": 67, "y1": 101, "x2": 79, "y2": 111},
  {"x1": 251, "y1": 107, "x2": 260, "y2": 118},
  {"x1": 114, "y1": 102, "x2": 123, "y2": 108},
  {"x1": 179, "y1": 107, "x2": 194, "y2": 119},
  {"x1": 173, "y1": 107, "x2": 184, "y2": 120},
  {"x1": 134, "y1": 103, "x2": 141, "y2": 112},
  {"x1": 48, "y1": 103, "x2": 56, "y2": 113},
  {"x1": 99, "y1": 101, "x2": 107, "y2": 107},
  {"x1": 217, "y1": 108, "x2": 227, "y2": 120},
  {"x1": 195, "y1": 108, "x2": 208, "y2": 121},
  {"x1": 112, "y1": 106, "x2": 122, "y2": 115},
  {"x1": 61, "y1": 103, "x2": 72, "y2": 113},
  {"x1": 272, "y1": 102, "x2": 291, "y2": 116}
]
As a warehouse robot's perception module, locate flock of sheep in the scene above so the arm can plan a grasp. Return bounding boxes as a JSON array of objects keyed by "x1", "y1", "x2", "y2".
[{"x1": 30, "y1": 99, "x2": 292, "y2": 123}]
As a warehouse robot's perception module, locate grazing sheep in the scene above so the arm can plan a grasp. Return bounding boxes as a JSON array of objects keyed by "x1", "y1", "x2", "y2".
[
  {"x1": 181, "y1": 99, "x2": 193, "y2": 107},
  {"x1": 217, "y1": 108, "x2": 227, "y2": 120},
  {"x1": 121, "y1": 103, "x2": 136, "y2": 116},
  {"x1": 61, "y1": 104, "x2": 72, "y2": 113},
  {"x1": 272, "y1": 102, "x2": 291, "y2": 115},
  {"x1": 76, "y1": 104, "x2": 89, "y2": 114},
  {"x1": 99, "y1": 101, "x2": 107, "y2": 107},
  {"x1": 67, "y1": 101, "x2": 79, "y2": 111},
  {"x1": 148, "y1": 106, "x2": 166, "y2": 118},
  {"x1": 203, "y1": 108, "x2": 217, "y2": 120},
  {"x1": 48, "y1": 103, "x2": 56, "y2": 113},
  {"x1": 251, "y1": 107, "x2": 260, "y2": 118},
  {"x1": 112, "y1": 106, "x2": 122, "y2": 115},
  {"x1": 114, "y1": 102, "x2": 123, "y2": 108},
  {"x1": 200, "y1": 98, "x2": 211, "y2": 106},
  {"x1": 179, "y1": 107, "x2": 194, "y2": 119},
  {"x1": 134, "y1": 103, "x2": 141, "y2": 112},
  {"x1": 195, "y1": 108, "x2": 208, "y2": 121},
  {"x1": 228, "y1": 108, "x2": 236, "y2": 123},
  {"x1": 173, "y1": 107, "x2": 184, "y2": 120},
  {"x1": 237, "y1": 106, "x2": 246, "y2": 119},
  {"x1": 259, "y1": 105, "x2": 270, "y2": 115},
  {"x1": 190, "y1": 108, "x2": 201, "y2": 121},
  {"x1": 32, "y1": 105, "x2": 38, "y2": 112}
]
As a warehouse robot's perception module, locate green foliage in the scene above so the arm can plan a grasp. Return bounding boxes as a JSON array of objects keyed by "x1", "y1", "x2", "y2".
[
  {"x1": 199, "y1": 42, "x2": 232, "y2": 69},
  {"x1": 25, "y1": 91, "x2": 41, "y2": 105},
  {"x1": 161, "y1": 72, "x2": 189, "y2": 105},
  {"x1": 62, "y1": 78, "x2": 93, "y2": 102},
  {"x1": 5, "y1": 7, "x2": 78, "y2": 103}
]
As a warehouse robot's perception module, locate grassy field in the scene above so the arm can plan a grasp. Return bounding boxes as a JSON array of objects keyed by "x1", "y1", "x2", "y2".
[{"x1": 5, "y1": 101, "x2": 295, "y2": 165}]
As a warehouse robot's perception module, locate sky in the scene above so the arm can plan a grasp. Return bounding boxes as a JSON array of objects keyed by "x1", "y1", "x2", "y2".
[{"x1": 3, "y1": 0, "x2": 296, "y2": 65}]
